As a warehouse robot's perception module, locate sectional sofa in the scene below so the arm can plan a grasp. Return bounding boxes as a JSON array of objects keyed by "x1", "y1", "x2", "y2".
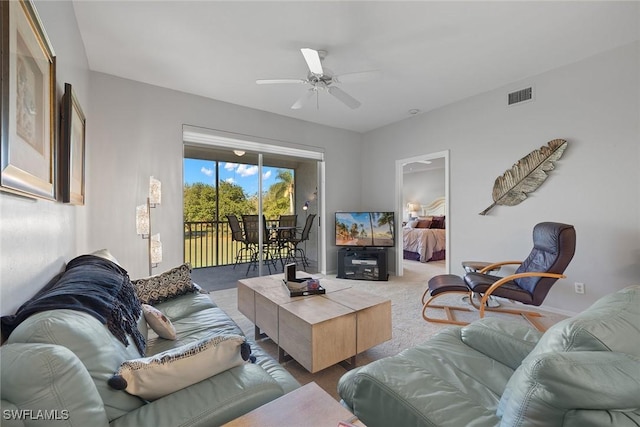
[
  {"x1": 338, "y1": 285, "x2": 640, "y2": 427},
  {"x1": 0, "y1": 252, "x2": 299, "y2": 426}
]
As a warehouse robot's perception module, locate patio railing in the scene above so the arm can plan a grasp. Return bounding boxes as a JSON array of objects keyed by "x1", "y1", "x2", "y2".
[{"x1": 184, "y1": 219, "x2": 280, "y2": 268}]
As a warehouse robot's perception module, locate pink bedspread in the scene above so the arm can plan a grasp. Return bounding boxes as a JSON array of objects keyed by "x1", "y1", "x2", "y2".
[{"x1": 402, "y1": 228, "x2": 446, "y2": 262}]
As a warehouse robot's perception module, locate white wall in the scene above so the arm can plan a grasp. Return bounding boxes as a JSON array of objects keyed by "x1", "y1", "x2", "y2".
[
  {"x1": 0, "y1": 2, "x2": 362, "y2": 316},
  {"x1": 0, "y1": 1, "x2": 90, "y2": 316},
  {"x1": 362, "y1": 41, "x2": 640, "y2": 314},
  {"x1": 1, "y1": 3, "x2": 637, "y2": 320},
  {"x1": 403, "y1": 169, "x2": 445, "y2": 219},
  {"x1": 85, "y1": 73, "x2": 362, "y2": 280}
]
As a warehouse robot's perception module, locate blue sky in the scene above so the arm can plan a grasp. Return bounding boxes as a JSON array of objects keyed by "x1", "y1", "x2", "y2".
[{"x1": 184, "y1": 158, "x2": 278, "y2": 196}]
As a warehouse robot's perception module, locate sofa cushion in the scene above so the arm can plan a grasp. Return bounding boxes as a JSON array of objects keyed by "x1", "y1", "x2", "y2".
[
  {"x1": 109, "y1": 334, "x2": 250, "y2": 400},
  {"x1": 107, "y1": 364, "x2": 289, "y2": 427},
  {"x1": 525, "y1": 285, "x2": 640, "y2": 358},
  {"x1": 142, "y1": 304, "x2": 176, "y2": 340},
  {"x1": 338, "y1": 327, "x2": 505, "y2": 427},
  {"x1": 132, "y1": 263, "x2": 197, "y2": 305},
  {"x1": 152, "y1": 292, "x2": 216, "y2": 321},
  {"x1": 498, "y1": 351, "x2": 640, "y2": 427},
  {"x1": 498, "y1": 285, "x2": 640, "y2": 419},
  {"x1": 146, "y1": 305, "x2": 244, "y2": 355},
  {"x1": 461, "y1": 318, "x2": 542, "y2": 370},
  {"x1": 6, "y1": 310, "x2": 145, "y2": 421},
  {"x1": 1, "y1": 343, "x2": 110, "y2": 426}
]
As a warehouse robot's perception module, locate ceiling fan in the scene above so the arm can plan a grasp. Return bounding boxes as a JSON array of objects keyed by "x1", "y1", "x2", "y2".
[{"x1": 256, "y1": 48, "x2": 377, "y2": 110}]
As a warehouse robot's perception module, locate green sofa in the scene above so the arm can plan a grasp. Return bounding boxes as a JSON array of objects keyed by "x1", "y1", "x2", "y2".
[
  {"x1": 338, "y1": 286, "x2": 640, "y2": 427},
  {"x1": 0, "y1": 257, "x2": 299, "y2": 426}
]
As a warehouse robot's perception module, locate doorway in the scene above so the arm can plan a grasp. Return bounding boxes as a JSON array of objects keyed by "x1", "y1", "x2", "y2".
[
  {"x1": 182, "y1": 126, "x2": 326, "y2": 289},
  {"x1": 395, "y1": 150, "x2": 450, "y2": 276}
]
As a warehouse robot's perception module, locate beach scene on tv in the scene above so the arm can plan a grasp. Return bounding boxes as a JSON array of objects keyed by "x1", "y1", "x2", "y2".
[{"x1": 335, "y1": 212, "x2": 395, "y2": 247}]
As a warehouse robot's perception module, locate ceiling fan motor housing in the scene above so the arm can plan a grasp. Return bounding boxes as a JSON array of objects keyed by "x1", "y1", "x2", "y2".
[{"x1": 308, "y1": 72, "x2": 333, "y2": 88}]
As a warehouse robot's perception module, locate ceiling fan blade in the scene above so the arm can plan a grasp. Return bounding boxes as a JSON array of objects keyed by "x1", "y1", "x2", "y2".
[
  {"x1": 301, "y1": 48, "x2": 323, "y2": 75},
  {"x1": 291, "y1": 89, "x2": 315, "y2": 110},
  {"x1": 333, "y1": 70, "x2": 380, "y2": 84},
  {"x1": 328, "y1": 86, "x2": 361, "y2": 109},
  {"x1": 256, "y1": 79, "x2": 307, "y2": 85}
]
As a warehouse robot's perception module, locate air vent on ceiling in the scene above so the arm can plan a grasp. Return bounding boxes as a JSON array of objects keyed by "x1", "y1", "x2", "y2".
[{"x1": 508, "y1": 87, "x2": 533, "y2": 106}]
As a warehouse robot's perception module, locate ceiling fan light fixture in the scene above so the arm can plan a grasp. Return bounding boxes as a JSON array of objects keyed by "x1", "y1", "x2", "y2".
[{"x1": 233, "y1": 150, "x2": 245, "y2": 157}]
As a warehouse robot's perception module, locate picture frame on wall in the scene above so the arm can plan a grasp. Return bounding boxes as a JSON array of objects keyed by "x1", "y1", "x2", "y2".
[
  {"x1": 60, "y1": 83, "x2": 85, "y2": 205},
  {"x1": 0, "y1": 0, "x2": 57, "y2": 200}
]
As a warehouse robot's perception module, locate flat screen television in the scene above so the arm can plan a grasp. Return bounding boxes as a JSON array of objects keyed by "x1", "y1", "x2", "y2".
[{"x1": 335, "y1": 212, "x2": 395, "y2": 247}]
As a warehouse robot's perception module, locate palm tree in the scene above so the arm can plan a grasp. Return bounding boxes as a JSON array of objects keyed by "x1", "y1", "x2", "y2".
[
  {"x1": 270, "y1": 170, "x2": 294, "y2": 213},
  {"x1": 377, "y1": 212, "x2": 395, "y2": 237}
]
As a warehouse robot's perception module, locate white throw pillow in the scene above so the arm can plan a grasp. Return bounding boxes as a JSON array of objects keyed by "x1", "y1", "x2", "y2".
[
  {"x1": 142, "y1": 304, "x2": 176, "y2": 340},
  {"x1": 90, "y1": 248, "x2": 121, "y2": 266},
  {"x1": 108, "y1": 334, "x2": 250, "y2": 400}
]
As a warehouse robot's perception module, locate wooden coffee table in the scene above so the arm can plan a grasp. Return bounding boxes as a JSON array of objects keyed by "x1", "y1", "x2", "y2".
[
  {"x1": 238, "y1": 273, "x2": 391, "y2": 373},
  {"x1": 222, "y1": 382, "x2": 365, "y2": 426}
]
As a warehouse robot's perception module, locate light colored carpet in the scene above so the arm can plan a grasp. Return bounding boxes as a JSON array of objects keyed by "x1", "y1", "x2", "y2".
[{"x1": 209, "y1": 260, "x2": 566, "y2": 400}]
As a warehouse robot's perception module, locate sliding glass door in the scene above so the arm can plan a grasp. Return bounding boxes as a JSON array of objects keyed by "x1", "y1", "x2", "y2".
[{"x1": 183, "y1": 127, "x2": 324, "y2": 279}]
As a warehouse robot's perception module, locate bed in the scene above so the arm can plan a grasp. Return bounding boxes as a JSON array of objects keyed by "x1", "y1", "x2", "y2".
[{"x1": 403, "y1": 197, "x2": 446, "y2": 262}]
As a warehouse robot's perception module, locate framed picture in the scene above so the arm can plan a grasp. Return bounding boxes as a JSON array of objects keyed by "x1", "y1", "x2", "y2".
[
  {"x1": 60, "y1": 83, "x2": 85, "y2": 205},
  {"x1": 0, "y1": 0, "x2": 56, "y2": 200}
]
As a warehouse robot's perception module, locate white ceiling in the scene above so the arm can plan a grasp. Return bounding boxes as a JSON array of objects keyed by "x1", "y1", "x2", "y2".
[{"x1": 72, "y1": 1, "x2": 639, "y2": 133}]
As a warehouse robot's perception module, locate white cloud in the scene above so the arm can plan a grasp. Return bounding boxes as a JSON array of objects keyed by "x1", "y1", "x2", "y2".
[
  {"x1": 200, "y1": 166, "x2": 214, "y2": 177},
  {"x1": 225, "y1": 177, "x2": 235, "y2": 184},
  {"x1": 224, "y1": 162, "x2": 237, "y2": 170},
  {"x1": 236, "y1": 164, "x2": 258, "y2": 177},
  {"x1": 263, "y1": 170, "x2": 272, "y2": 180}
]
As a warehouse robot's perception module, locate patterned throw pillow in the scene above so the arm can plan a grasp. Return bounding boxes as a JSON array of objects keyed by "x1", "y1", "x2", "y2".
[
  {"x1": 142, "y1": 304, "x2": 176, "y2": 340},
  {"x1": 107, "y1": 334, "x2": 251, "y2": 400},
  {"x1": 132, "y1": 263, "x2": 197, "y2": 305}
]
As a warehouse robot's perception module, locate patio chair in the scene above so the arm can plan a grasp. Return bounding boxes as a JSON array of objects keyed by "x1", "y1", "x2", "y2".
[
  {"x1": 226, "y1": 214, "x2": 254, "y2": 269},
  {"x1": 242, "y1": 215, "x2": 278, "y2": 275},
  {"x1": 285, "y1": 214, "x2": 316, "y2": 270}
]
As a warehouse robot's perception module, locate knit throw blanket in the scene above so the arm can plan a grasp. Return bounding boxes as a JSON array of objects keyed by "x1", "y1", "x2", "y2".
[{"x1": 1, "y1": 255, "x2": 145, "y2": 356}]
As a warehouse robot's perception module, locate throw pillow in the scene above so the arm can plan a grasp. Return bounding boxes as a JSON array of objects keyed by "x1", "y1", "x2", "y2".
[
  {"x1": 416, "y1": 219, "x2": 432, "y2": 228},
  {"x1": 90, "y1": 248, "x2": 122, "y2": 266},
  {"x1": 142, "y1": 304, "x2": 176, "y2": 340},
  {"x1": 108, "y1": 334, "x2": 252, "y2": 400},
  {"x1": 429, "y1": 216, "x2": 445, "y2": 229},
  {"x1": 132, "y1": 263, "x2": 197, "y2": 305}
]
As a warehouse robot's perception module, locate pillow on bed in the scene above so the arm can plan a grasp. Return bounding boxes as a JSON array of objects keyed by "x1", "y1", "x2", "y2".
[
  {"x1": 430, "y1": 216, "x2": 445, "y2": 229},
  {"x1": 404, "y1": 220, "x2": 419, "y2": 229},
  {"x1": 416, "y1": 219, "x2": 432, "y2": 228}
]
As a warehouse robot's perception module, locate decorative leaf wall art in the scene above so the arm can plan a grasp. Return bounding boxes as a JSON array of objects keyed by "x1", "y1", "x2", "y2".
[{"x1": 479, "y1": 139, "x2": 568, "y2": 215}]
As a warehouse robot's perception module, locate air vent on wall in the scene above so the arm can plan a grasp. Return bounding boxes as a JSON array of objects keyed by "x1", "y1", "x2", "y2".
[{"x1": 508, "y1": 87, "x2": 533, "y2": 106}]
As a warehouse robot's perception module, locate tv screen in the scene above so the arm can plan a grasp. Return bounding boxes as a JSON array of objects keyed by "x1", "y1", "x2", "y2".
[{"x1": 335, "y1": 212, "x2": 395, "y2": 247}]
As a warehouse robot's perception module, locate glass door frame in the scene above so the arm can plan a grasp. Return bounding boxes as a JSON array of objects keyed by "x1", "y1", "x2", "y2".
[{"x1": 183, "y1": 125, "x2": 326, "y2": 276}]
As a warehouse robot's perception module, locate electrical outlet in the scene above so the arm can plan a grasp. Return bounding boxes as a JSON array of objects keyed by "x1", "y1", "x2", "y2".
[{"x1": 574, "y1": 282, "x2": 585, "y2": 294}]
